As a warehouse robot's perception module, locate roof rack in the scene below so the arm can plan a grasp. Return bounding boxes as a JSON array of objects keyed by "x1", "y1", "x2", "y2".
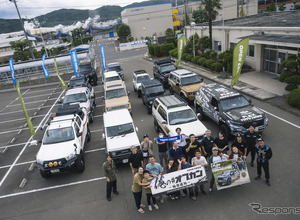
[
  {"x1": 154, "y1": 58, "x2": 173, "y2": 65},
  {"x1": 56, "y1": 104, "x2": 82, "y2": 117},
  {"x1": 158, "y1": 94, "x2": 187, "y2": 109},
  {"x1": 134, "y1": 70, "x2": 147, "y2": 74}
]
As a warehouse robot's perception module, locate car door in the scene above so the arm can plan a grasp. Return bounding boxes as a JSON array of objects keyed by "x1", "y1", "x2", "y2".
[
  {"x1": 173, "y1": 76, "x2": 181, "y2": 94},
  {"x1": 74, "y1": 122, "x2": 82, "y2": 150},
  {"x1": 157, "y1": 106, "x2": 169, "y2": 135},
  {"x1": 132, "y1": 74, "x2": 137, "y2": 90},
  {"x1": 207, "y1": 97, "x2": 220, "y2": 123}
]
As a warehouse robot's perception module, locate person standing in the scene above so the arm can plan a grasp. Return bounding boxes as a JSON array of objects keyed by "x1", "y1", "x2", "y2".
[
  {"x1": 191, "y1": 150, "x2": 208, "y2": 195},
  {"x1": 169, "y1": 141, "x2": 182, "y2": 164},
  {"x1": 103, "y1": 154, "x2": 118, "y2": 201},
  {"x1": 185, "y1": 134, "x2": 202, "y2": 162},
  {"x1": 255, "y1": 138, "x2": 272, "y2": 186},
  {"x1": 201, "y1": 130, "x2": 215, "y2": 158},
  {"x1": 178, "y1": 155, "x2": 196, "y2": 201},
  {"x1": 140, "y1": 135, "x2": 154, "y2": 166},
  {"x1": 175, "y1": 128, "x2": 189, "y2": 159},
  {"x1": 132, "y1": 166, "x2": 149, "y2": 213},
  {"x1": 129, "y1": 146, "x2": 144, "y2": 174},
  {"x1": 154, "y1": 132, "x2": 168, "y2": 167},
  {"x1": 244, "y1": 124, "x2": 261, "y2": 167},
  {"x1": 214, "y1": 131, "x2": 229, "y2": 154},
  {"x1": 231, "y1": 133, "x2": 248, "y2": 156},
  {"x1": 166, "y1": 157, "x2": 180, "y2": 200},
  {"x1": 142, "y1": 170, "x2": 159, "y2": 211}
]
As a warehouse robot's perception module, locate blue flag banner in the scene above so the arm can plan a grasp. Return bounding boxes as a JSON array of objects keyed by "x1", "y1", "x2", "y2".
[
  {"x1": 100, "y1": 44, "x2": 107, "y2": 70},
  {"x1": 155, "y1": 135, "x2": 183, "y2": 143},
  {"x1": 9, "y1": 58, "x2": 16, "y2": 84},
  {"x1": 42, "y1": 54, "x2": 49, "y2": 79},
  {"x1": 70, "y1": 50, "x2": 79, "y2": 77}
]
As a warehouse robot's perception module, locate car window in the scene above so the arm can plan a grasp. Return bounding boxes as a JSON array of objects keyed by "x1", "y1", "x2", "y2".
[
  {"x1": 74, "y1": 122, "x2": 80, "y2": 135},
  {"x1": 158, "y1": 106, "x2": 167, "y2": 121},
  {"x1": 75, "y1": 116, "x2": 82, "y2": 128},
  {"x1": 219, "y1": 95, "x2": 250, "y2": 111},
  {"x1": 108, "y1": 65, "x2": 121, "y2": 72},
  {"x1": 181, "y1": 75, "x2": 202, "y2": 86},
  {"x1": 106, "y1": 76, "x2": 121, "y2": 83},
  {"x1": 43, "y1": 127, "x2": 75, "y2": 144},
  {"x1": 63, "y1": 93, "x2": 87, "y2": 104},
  {"x1": 106, "y1": 123, "x2": 134, "y2": 137},
  {"x1": 211, "y1": 97, "x2": 219, "y2": 110},
  {"x1": 106, "y1": 88, "x2": 126, "y2": 99},
  {"x1": 168, "y1": 109, "x2": 197, "y2": 125},
  {"x1": 160, "y1": 64, "x2": 175, "y2": 72},
  {"x1": 153, "y1": 100, "x2": 159, "y2": 109},
  {"x1": 137, "y1": 75, "x2": 150, "y2": 83}
]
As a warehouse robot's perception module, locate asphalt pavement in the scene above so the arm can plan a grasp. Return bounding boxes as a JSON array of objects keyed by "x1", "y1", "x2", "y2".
[{"x1": 0, "y1": 40, "x2": 299, "y2": 220}]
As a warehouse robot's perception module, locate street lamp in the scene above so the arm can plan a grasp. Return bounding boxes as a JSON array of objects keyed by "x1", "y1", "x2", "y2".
[{"x1": 191, "y1": 22, "x2": 195, "y2": 57}]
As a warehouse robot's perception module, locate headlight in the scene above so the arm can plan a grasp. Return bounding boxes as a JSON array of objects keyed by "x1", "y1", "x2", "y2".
[
  {"x1": 264, "y1": 117, "x2": 268, "y2": 125},
  {"x1": 111, "y1": 152, "x2": 116, "y2": 156},
  {"x1": 128, "y1": 103, "x2": 131, "y2": 109},
  {"x1": 149, "y1": 101, "x2": 153, "y2": 105},
  {"x1": 66, "y1": 152, "x2": 76, "y2": 161}
]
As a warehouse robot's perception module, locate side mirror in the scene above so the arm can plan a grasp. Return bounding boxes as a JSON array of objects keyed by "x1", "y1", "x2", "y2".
[
  {"x1": 91, "y1": 94, "x2": 95, "y2": 98},
  {"x1": 136, "y1": 127, "x2": 139, "y2": 132},
  {"x1": 102, "y1": 133, "x2": 105, "y2": 140},
  {"x1": 77, "y1": 132, "x2": 83, "y2": 137},
  {"x1": 162, "y1": 120, "x2": 167, "y2": 125}
]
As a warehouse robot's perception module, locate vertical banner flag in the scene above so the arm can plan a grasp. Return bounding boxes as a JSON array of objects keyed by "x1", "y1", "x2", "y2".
[
  {"x1": 42, "y1": 54, "x2": 49, "y2": 79},
  {"x1": 70, "y1": 50, "x2": 79, "y2": 77},
  {"x1": 9, "y1": 58, "x2": 16, "y2": 84},
  {"x1": 53, "y1": 57, "x2": 67, "y2": 91},
  {"x1": 16, "y1": 81, "x2": 35, "y2": 135},
  {"x1": 231, "y1": 37, "x2": 249, "y2": 88},
  {"x1": 176, "y1": 35, "x2": 185, "y2": 68},
  {"x1": 100, "y1": 44, "x2": 107, "y2": 70}
]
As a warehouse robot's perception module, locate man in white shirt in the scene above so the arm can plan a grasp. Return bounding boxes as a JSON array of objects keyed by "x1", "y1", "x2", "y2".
[
  {"x1": 175, "y1": 127, "x2": 189, "y2": 158},
  {"x1": 192, "y1": 150, "x2": 208, "y2": 195}
]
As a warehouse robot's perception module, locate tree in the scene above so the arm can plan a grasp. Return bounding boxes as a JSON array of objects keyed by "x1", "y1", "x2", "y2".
[
  {"x1": 278, "y1": 4, "x2": 286, "y2": 11},
  {"x1": 200, "y1": 0, "x2": 222, "y2": 49},
  {"x1": 192, "y1": 7, "x2": 208, "y2": 24},
  {"x1": 239, "y1": 5, "x2": 246, "y2": 17},
  {"x1": 116, "y1": 23, "x2": 131, "y2": 42},
  {"x1": 267, "y1": 1, "x2": 277, "y2": 12},
  {"x1": 165, "y1": 28, "x2": 174, "y2": 37},
  {"x1": 71, "y1": 27, "x2": 85, "y2": 39},
  {"x1": 10, "y1": 40, "x2": 29, "y2": 52},
  {"x1": 197, "y1": 36, "x2": 210, "y2": 54},
  {"x1": 183, "y1": 14, "x2": 191, "y2": 27}
]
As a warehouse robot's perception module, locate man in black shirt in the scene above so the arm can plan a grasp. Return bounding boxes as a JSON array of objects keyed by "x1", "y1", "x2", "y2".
[
  {"x1": 129, "y1": 146, "x2": 143, "y2": 174},
  {"x1": 231, "y1": 133, "x2": 248, "y2": 155},
  {"x1": 154, "y1": 132, "x2": 169, "y2": 167},
  {"x1": 201, "y1": 130, "x2": 214, "y2": 158},
  {"x1": 255, "y1": 138, "x2": 272, "y2": 186},
  {"x1": 214, "y1": 131, "x2": 229, "y2": 154},
  {"x1": 244, "y1": 124, "x2": 261, "y2": 167},
  {"x1": 185, "y1": 134, "x2": 202, "y2": 163}
]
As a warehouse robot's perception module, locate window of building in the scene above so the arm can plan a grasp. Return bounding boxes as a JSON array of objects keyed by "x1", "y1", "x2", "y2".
[
  {"x1": 247, "y1": 45, "x2": 255, "y2": 57},
  {"x1": 230, "y1": 42, "x2": 235, "y2": 48},
  {"x1": 158, "y1": 106, "x2": 167, "y2": 121},
  {"x1": 214, "y1": 41, "x2": 222, "y2": 52}
]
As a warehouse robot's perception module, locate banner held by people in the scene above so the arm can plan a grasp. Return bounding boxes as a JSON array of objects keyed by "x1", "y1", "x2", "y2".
[
  {"x1": 176, "y1": 35, "x2": 185, "y2": 68},
  {"x1": 53, "y1": 57, "x2": 67, "y2": 91},
  {"x1": 155, "y1": 135, "x2": 183, "y2": 143},
  {"x1": 150, "y1": 165, "x2": 207, "y2": 196},
  {"x1": 100, "y1": 44, "x2": 107, "y2": 70},
  {"x1": 212, "y1": 157, "x2": 250, "y2": 190},
  {"x1": 231, "y1": 37, "x2": 249, "y2": 88},
  {"x1": 70, "y1": 50, "x2": 79, "y2": 77},
  {"x1": 42, "y1": 54, "x2": 49, "y2": 79},
  {"x1": 9, "y1": 58, "x2": 16, "y2": 84}
]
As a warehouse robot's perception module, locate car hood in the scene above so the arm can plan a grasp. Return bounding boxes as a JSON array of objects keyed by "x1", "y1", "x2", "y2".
[
  {"x1": 106, "y1": 132, "x2": 140, "y2": 151},
  {"x1": 182, "y1": 82, "x2": 205, "y2": 93},
  {"x1": 37, "y1": 140, "x2": 76, "y2": 161},
  {"x1": 145, "y1": 92, "x2": 165, "y2": 101},
  {"x1": 223, "y1": 106, "x2": 265, "y2": 122},
  {"x1": 105, "y1": 96, "x2": 129, "y2": 108},
  {"x1": 168, "y1": 120, "x2": 207, "y2": 137}
]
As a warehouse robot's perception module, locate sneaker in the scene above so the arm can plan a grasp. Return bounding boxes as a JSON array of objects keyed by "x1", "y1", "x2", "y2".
[
  {"x1": 266, "y1": 180, "x2": 271, "y2": 186},
  {"x1": 160, "y1": 198, "x2": 164, "y2": 204},
  {"x1": 113, "y1": 191, "x2": 119, "y2": 195},
  {"x1": 138, "y1": 208, "x2": 145, "y2": 214},
  {"x1": 107, "y1": 197, "x2": 111, "y2": 201},
  {"x1": 201, "y1": 190, "x2": 206, "y2": 195},
  {"x1": 208, "y1": 188, "x2": 213, "y2": 195},
  {"x1": 191, "y1": 196, "x2": 197, "y2": 201},
  {"x1": 255, "y1": 176, "x2": 261, "y2": 180},
  {"x1": 148, "y1": 205, "x2": 152, "y2": 211},
  {"x1": 182, "y1": 193, "x2": 187, "y2": 198},
  {"x1": 250, "y1": 162, "x2": 254, "y2": 167},
  {"x1": 153, "y1": 204, "x2": 159, "y2": 210},
  {"x1": 140, "y1": 204, "x2": 145, "y2": 208},
  {"x1": 170, "y1": 196, "x2": 175, "y2": 200}
]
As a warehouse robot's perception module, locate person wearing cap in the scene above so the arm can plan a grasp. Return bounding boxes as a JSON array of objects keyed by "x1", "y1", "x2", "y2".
[
  {"x1": 231, "y1": 133, "x2": 248, "y2": 156},
  {"x1": 103, "y1": 154, "x2": 118, "y2": 201},
  {"x1": 201, "y1": 130, "x2": 215, "y2": 158},
  {"x1": 140, "y1": 135, "x2": 154, "y2": 167},
  {"x1": 208, "y1": 147, "x2": 229, "y2": 194},
  {"x1": 244, "y1": 124, "x2": 261, "y2": 167},
  {"x1": 255, "y1": 138, "x2": 272, "y2": 186}
]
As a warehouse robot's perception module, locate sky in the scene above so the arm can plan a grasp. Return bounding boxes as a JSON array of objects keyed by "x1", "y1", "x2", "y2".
[{"x1": 0, "y1": 0, "x2": 146, "y2": 19}]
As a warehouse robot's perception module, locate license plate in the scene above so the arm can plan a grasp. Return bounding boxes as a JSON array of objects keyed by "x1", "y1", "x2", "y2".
[
  {"x1": 122, "y1": 159, "x2": 128, "y2": 163},
  {"x1": 50, "y1": 169, "x2": 60, "y2": 173}
]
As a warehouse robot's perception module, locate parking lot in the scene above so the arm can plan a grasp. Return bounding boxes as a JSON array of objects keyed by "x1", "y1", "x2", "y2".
[{"x1": 0, "y1": 40, "x2": 299, "y2": 220}]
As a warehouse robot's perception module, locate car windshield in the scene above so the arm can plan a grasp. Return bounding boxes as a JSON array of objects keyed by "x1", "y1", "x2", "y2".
[
  {"x1": 106, "y1": 88, "x2": 126, "y2": 99},
  {"x1": 168, "y1": 109, "x2": 197, "y2": 125},
  {"x1": 43, "y1": 127, "x2": 75, "y2": 144},
  {"x1": 105, "y1": 76, "x2": 121, "y2": 83},
  {"x1": 220, "y1": 95, "x2": 250, "y2": 111},
  {"x1": 137, "y1": 75, "x2": 150, "y2": 83},
  {"x1": 78, "y1": 64, "x2": 91, "y2": 72},
  {"x1": 181, "y1": 75, "x2": 202, "y2": 86},
  {"x1": 145, "y1": 86, "x2": 164, "y2": 96},
  {"x1": 160, "y1": 64, "x2": 175, "y2": 72},
  {"x1": 69, "y1": 78, "x2": 85, "y2": 87},
  {"x1": 108, "y1": 65, "x2": 121, "y2": 72},
  {"x1": 63, "y1": 93, "x2": 87, "y2": 104},
  {"x1": 106, "y1": 123, "x2": 134, "y2": 137}
]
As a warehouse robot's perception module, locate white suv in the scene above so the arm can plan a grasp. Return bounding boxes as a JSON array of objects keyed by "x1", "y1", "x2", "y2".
[
  {"x1": 102, "y1": 109, "x2": 140, "y2": 163},
  {"x1": 152, "y1": 95, "x2": 207, "y2": 142},
  {"x1": 132, "y1": 70, "x2": 151, "y2": 97},
  {"x1": 102, "y1": 71, "x2": 122, "y2": 85},
  {"x1": 35, "y1": 104, "x2": 91, "y2": 178}
]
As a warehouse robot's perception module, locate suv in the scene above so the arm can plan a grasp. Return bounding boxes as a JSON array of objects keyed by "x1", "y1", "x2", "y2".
[
  {"x1": 102, "y1": 109, "x2": 140, "y2": 163},
  {"x1": 152, "y1": 95, "x2": 207, "y2": 141},
  {"x1": 107, "y1": 62, "x2": 124, "y2": 80},
  {"x1": 68, "y1": 75, "x2": 95, "y2": 98},
  {"x1": 104, "y1": 80, "x2": 131, "y2": 113},
  {"x1": 141, "y1": 79, "x2": 165, "y2": 114},
  {"x1": 62, "y1": 87, "x2": 95, "y2": 123},
  {"x1": 132, "y1": 70, "x2": 151, "y2": 97},
  {"x1": 35, "y1": 104, "x2": 91, "y2": 178},
  {"x1": 78, "y1": 60, "x2": 98, "y2": 86},
  {"x1": 194, "y1": 83, "x2": 268, "y2": 137},
  {"x1": 102, "y1": 71, "x2": 122, "y2": 85},
  {"x1": 168, "y1": 69, "x2": 205, "y2": 102},
  {"x1": 153, "y1": 58, "x2": 176, "y2": 87},
  {"x1": 217, "y1": 169, "x2": 240, "y2": 186}
]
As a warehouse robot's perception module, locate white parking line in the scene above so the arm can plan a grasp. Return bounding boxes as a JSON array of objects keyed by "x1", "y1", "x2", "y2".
[
  {"x1": 0, "y1": 114, "x2": 47, "y2": 125},
  {"x1": 0, "y1": 177, "x2": 105, "y2": 199},
  {"x1": 25, "y1": 87, "x2": 58, "y2": 95},
  {"x1": 261, "y1": 109, "x2": 300, "y2": 129},
  {"x1": 0, "y1": 104, "x2": 59, "y2": 116},
  {"x1": 90, "y1": 129, "x2": 103, "y2": 133},
  {"x1": 0, "y1": 142, "x2": 27, "y2": 150},
  {"x1": 0, "y1": 89, "x2": 30, "y2": 113},
  {"x1": 22, "y1": 92, "x2": 61, "y2": 99},
  {"x1": 0, "y1": 126, "x2": 37, "y2": 135},
  {"x1": 7, "y1": 98, "x2": 58, "y2": 107}
]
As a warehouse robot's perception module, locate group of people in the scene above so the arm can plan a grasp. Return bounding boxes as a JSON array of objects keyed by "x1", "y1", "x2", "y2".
[{"x1": 103, "y1": 124, "x2": 273, "y2": 213}]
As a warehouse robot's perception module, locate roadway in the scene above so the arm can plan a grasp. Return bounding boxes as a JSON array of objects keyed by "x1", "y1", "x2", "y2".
[{"x1": 0, "y1": 40, "x2": 299, "y2": 220}]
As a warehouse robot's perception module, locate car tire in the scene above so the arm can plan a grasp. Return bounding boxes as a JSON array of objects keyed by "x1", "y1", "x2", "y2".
[
  {"x1": 89, "y1": 112, "x2": 94, "y2": 124},
  {"x1": 133, "y1": 86, "x2": 137, "y2": 92},
  {"x1": 220, "y1": 124, "x2": 230, "y2": 140},
  {"x1": 169, "y1": 86, "x2": 174, "y2": 94},
  {"x1": 227, "y1": 178, "x2": 232, "y2": 185},
  {"x1": 142, "y1": 98, "x2": 145, "y2": 105},
  {"x1": 87, "y1": 127, "x2": 91, "y2": 142},
  {"x1": 147, "y1": 107, "x2": 152, "y2": 115},
  {"x1": 40, "y1": 170, "x2": 50, "y2": 178},
  {"x1": 196, "y1": 106, "x2": 205, "y2": 121},
  {"x1": 93, "y1": 76, "x2": 98, "y2": 86},
  {"x1": 76, "y1": 154, "x2": 85, "y2": 173},
  {"x1": 138, "y1": 91, "x2": 141, "y2": 98},
  {"x1": 154, "y1": 119, "x2": 160, "y2": 133}
]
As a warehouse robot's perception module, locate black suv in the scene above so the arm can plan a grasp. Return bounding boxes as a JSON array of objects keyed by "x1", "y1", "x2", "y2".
[
  {"x1": 153, "y1": 58, "x2": 176, "y2": 88},
  {"x1": 194, "y1": 83, "x2": 268, "y2": 138},
  {"x1": 78, "y1": 60, "x2": 98, "y2": 86},
  {"x1": 141, "y1": 79, "x2": 165, "y2": 114}
]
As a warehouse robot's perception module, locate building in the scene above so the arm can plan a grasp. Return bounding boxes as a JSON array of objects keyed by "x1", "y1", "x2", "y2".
[
  {"x1": 121, "y1": 2, "x2": 173, "y2": 40},
  {"x1": 186, "y1": 10, "x2": 300, "y2": 75}
]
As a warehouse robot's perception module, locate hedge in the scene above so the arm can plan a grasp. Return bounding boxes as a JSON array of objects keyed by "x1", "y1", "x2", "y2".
[
  {"x1": 185, "y1": 54, "x2": 193, "y2": 61},
  {"x1": 160, "y1": 43, "x2": 175, "y2": 57},
  {"x1": 287, "y1": 88, "x2": 300, "y2": 108},
  {"x1": 285, "y1": 84, "x2": 298, "y2": 91},
  {"x1": 153, "y1": 45, "x2": 161, "y2": 57},
  {"x1": 191, "y1": 56, "x2": 201, "y2": 64},
  {"x1": 197, "y1": 57, "x2": 207, "y2": 66},
  {"x1": 284, "y1": 75, "x2": 300, "y2": 84},
  {"x1": 182, "y1": 53, "x2": 190, "y2": 60},
  {"x1": 166, "y1": 37, "x2": 176, "y2": 47},
  {"x1": 211, "y1": 62, "x2": 223, "y2": 72},
  {"x1": 279, "y1": 70, "x2": 295, "y2": 82},
  {"x1": 173, "y1": 51, "x2": 178, "y2": 58},
  {"x1": 204, "y1": 59, "x2": 215, "y2": 69}
]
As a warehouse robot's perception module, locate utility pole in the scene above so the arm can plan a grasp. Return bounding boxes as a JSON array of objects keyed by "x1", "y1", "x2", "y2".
[
  {"x1": 237, "y1": 0, "x2": 240, "y2": 17},
  {"x1": 184, "y1": 0, "x2": 188, "y2": 42},
  {"x1": 9, "y1": 0, "x2": 35, "y2": 60}
]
